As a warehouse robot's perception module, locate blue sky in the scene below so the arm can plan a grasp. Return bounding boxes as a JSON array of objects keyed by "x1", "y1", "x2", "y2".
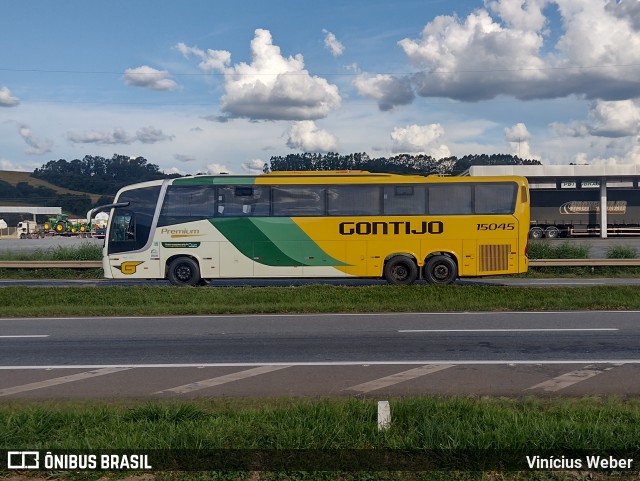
[{"x1": 1, "y1": 0, "x2": 639, "y2": 175}]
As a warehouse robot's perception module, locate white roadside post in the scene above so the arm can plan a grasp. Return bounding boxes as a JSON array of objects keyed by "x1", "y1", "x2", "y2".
[{"x1": 378, "y1": 401, "x2": 391, "y2": 430}]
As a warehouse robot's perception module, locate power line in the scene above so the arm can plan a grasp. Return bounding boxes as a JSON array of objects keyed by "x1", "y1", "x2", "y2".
[{"x1": 0, "y1": 62, "x2": 639, "y2": 77}]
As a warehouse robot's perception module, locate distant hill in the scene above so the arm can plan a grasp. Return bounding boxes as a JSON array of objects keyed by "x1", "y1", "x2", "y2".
[
  {"x1": 0, "y1": 170, "x2": 102, "y2": 203},
  {"x1": 1, "y1": 154, "x2": 174, "y2": 220}
]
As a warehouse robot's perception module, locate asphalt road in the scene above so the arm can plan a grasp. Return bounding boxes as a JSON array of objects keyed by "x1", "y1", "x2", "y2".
[{"x1": 2, "y1": 312, "x2": 639, "y2": 399}]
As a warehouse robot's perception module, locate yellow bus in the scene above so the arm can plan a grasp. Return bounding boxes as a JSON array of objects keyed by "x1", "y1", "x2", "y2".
[{"x1": 91, "y1": 171, "x2": 529, "y2": 286}]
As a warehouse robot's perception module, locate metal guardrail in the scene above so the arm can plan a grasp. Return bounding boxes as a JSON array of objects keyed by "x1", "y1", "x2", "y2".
[
  {"x1": 529, "y1": 259, "x2": 640, "y2": 267},
  {"x1": 0, "y1": 259, "x2": 639, "y2": 269}
]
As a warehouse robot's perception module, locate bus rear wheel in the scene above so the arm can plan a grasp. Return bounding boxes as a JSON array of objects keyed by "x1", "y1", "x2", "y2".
[
  {"x1": 423, "y1": 255, "x2": 457, "y2": 285},
  {"x1": 383, "y1": 256, "x2": 418, "y2": 285},
  {"x1": 167, "y1": 257, "x2": 201, "y2": 286}
]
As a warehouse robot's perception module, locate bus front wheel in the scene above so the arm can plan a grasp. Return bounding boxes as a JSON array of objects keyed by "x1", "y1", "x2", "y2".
[
  {"x1": 383, "y1": 256, "x2": 418, "y2": 285},
  {"x1": 423, "y1": 255, "x2": 457, "y2": 285},
  {"x1": 167, "y1": 257, "x2": 201, "y2": 287}
]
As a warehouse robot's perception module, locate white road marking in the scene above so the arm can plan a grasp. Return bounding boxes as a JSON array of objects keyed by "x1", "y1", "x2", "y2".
[
  {"x1": 0, "y1": 367, "x2": 131, "y2": 397},
  {"x1": 398, "y1": 329, "x2": 618, "y2": 333},
  {"x1": 2, "y1": 310, "x2": 640, "y2": 321},
  {"x1": 346, "y1": 364, "x2": 454, "y2": 393},
  {"x1": 155, "y1": 365, "x2": 291, "y2": 394},
  {"x1": 0, "y1": 335, "x2": 49, "y2": 338},
  {"x1": 525, "y1": 364, "x2": 621, "y2": 392}
]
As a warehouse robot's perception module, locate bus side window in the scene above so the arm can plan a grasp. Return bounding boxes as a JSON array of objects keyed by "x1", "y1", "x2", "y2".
[
  {"x1": 327, "y1": 185, "x2": 382, "y2": 216},
  {"x1": 428, "y1": 184, "x2": 473, "y2": 215},
  {"x1": 110, "y1": 211, "x2": 135, "y2": 242},
  {"x1": 217, "y1": 186, "x2": 269, "y2": 216},
  {"x1": 384, "y1": 185, "x2": 426, "y2": 215},
  {"x1": 158, "y1": 185, "x2": 217, "y2": 225},
  {"x1": 474, "y1": 183, "x2": 517, "y2": 214}
]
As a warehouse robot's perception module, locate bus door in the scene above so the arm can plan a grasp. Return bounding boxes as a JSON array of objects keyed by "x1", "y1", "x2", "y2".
[{"x1": 107, "y1": 208, "x2": 162, "y2": 279}]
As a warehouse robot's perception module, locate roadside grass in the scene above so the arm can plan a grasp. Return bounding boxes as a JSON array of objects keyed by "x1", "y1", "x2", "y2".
[
  {"x1": 606, "y1": 245, "x2": 638, "y2": 259},
  {"x1": 527, "y1": 242, "x2": 590, "y2": 259},
  {"x1": 1, "y1": 397, "x2": 640, "y2": 480},
  {"x1": 0, "y1": 284, "x2": 640, "y2": 317},
  {"x1": 0, "y1": 243, "x2": 103, "y2": 261}
]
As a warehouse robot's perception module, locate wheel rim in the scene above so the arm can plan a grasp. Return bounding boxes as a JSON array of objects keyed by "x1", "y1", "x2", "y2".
[
  {"x1": 433, "y1": 263, "x2": 450, "y2": 281},
  {"x1": 393, "y1": 264, "x2": 409, "y2": 281},
  {"x1": 175, "y1": 264, "x2": 193, "y2": 282}
]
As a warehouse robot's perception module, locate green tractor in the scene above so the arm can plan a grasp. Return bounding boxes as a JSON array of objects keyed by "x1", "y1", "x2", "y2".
[{"x1": 43, "y1": 214, "x2": 72, "y2": 235}]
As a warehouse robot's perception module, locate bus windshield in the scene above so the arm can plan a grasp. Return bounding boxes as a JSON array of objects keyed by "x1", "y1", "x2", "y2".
[{"x1": 108, "y1": 185, "x2": 161, "y2": 254}]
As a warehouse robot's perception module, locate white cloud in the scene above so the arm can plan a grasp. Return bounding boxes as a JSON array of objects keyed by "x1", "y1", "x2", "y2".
[
  {"x1": 487, "y1": 0, "x2": 548, "y2": 31},
  {"x1": 605, "y1": 0, "x2": 640, "y2": 31},
  {"x1": 390, "y1": 124, "x2": 450, "y2": 157},
  {"x1": 178, "y1": 29, "x2": 341, "y2": 121},
  {"x1": 504, "y1": 123, "x2": 538, "y2": 159},
  {"x1": 136, "y1": 126, "x2": 175, "y2": 144},
  {"x1": 353, "y1": 74, "x2": 414, "y2": 111},
  {"x1": 322, "y1": 29, "x2": 344, "y2": 57},
  {"x1": 0, "y1": 158, "x2": 29, "y2": 171},
  {"x1": 504, "y1": 123, "x2": 531, "y2": 143},
  {"x1": 573, "y1": 146, "x2": 640, "y2": 166},
  {"x1": 123, "y1": 66, "x2": 179, "y2": 91},
  {"x1": 175, "y1": 154, "x2": 196, "y2": 163},
  {"x1": 286, "y1": 120, "x2": 338, "y2": 152},
  {"x1": 19, "y1": 125, "x2": 53, "y2": 155},
  {"x1": 551, "y1": 100, "x2": 640, "y2": 138},
  {"x1": 0, "y1": 86, "x2": 20, "y2": 107},
  {"x1": 175, "y1": 42, "x2": 231, "y2": 71},
  {"x1": 584, "y1": 100, "x2": 640, "y2": 137},
  {"x1": 372, "y1": 0, "x2": 640, "y2": 105},
  {"x1": 67, "y1": 126, "x2": 174, "y2": 145},
  {"x1": 242, "y1": 159, "x2": 266, "y2": 174},
  {"x1": 207, "y1": 163, "x2": 232, "y2": 174}
]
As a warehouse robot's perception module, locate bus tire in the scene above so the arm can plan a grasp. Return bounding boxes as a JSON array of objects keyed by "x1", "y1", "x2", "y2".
[
  {"x1": 383, "y1": 256, "x2": 418, "y2": 285},
  {"x1": 167, "y1": 257, "x2": 201, "y2": 287},
  {"x1": 423, "y1": 255, "x2": 457, "y2": 285}
]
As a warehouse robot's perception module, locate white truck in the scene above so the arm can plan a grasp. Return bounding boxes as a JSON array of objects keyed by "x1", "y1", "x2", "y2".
[{"x1": 17, "y1": 220, "x2": 44, "y2": 239}]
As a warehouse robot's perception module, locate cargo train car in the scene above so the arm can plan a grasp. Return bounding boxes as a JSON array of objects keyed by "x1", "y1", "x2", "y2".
[{"x1": 530, "y1": 188, "x2": 640, "y2": 238}]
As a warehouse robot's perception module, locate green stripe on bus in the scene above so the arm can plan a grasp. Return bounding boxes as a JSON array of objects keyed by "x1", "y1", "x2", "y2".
[
  {"x1": 251, "y1": 218, "x2": 348, "y2": 266},
  {"x1": 174, "y1": 177, "x2": 257, "y2": 186},
  {"x1": 210, "y1": 218, "x2": 348, "y2": 267}
]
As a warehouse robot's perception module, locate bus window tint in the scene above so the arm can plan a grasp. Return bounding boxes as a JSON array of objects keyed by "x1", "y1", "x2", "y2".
[
  {"x1": 384, "y1": 185, "x2": 426, "y2": 215},
  {"x1": 108, "y1": 186, "x2": 160, "y2": 254},
  {"x1": 428, "y1": 184, "x2": 473, "y2": 215},
  {"x1": 474, "y1": 183, "x2": 517, "y2": 214},
  {"x1": 327, "y1": 185, "x2": 382, "y2": 216},
  {"x1": 272, "y1": 186, "x2": 324, "y2": 216},
  {"x1": 158, "y1": 186, "x2": 216, "y2": 226},
  {"x1": 217, "y1": 185, "x2": 269, "y2": 216}
]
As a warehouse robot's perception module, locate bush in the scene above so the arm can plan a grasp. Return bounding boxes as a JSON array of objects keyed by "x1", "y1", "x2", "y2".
[
  {"x1": 528, "y1": 241, "x2": 590, "y2": 259},
  {"x1": 606, "y1": 245, "x2": 637, "y2": 259}
]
